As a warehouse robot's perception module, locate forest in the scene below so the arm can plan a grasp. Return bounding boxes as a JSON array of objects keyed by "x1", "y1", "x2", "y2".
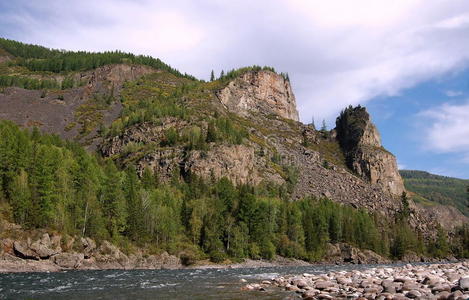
[
  {"x1": 400, "y1": 170, "x2": 469, "y2": 217},
  {"x1": 1, "y1": 120, "x2": 468, "y2": 263},
  {"x1": 0, "y1": 38, "x2": 197, "y2": 80}
]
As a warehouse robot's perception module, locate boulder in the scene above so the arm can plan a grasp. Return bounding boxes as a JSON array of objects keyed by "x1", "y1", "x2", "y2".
[
  {"x1": 459, "y1": 276, "x2": 469, "y2": 290},
  {"x1": 315, "y1": 281, "x2": 335, "y2": 290},
  {"x1": 30, "y1": 233, "x2": 60, "y2": 259},
  {"x1": 53, "y1": 252, "x2": 84, "y2": 268},
  {"x1": 13, "y1": 240, "x2": 38, "y2": 260}
]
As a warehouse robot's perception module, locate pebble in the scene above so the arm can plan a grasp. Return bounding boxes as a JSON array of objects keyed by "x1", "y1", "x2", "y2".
[{"x1": 245, "y1": 261, "x2": 469, "y2": 299}]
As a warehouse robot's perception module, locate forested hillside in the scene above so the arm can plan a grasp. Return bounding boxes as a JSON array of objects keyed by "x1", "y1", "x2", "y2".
[
  {"x1": 0, "y1": 39, "x2": 468, "y2": 264},
  {"x1": 1, "y1": 121, "x2": 467, "y2": 261},
  {"x1": 0, "y1": 38, "x2": 196, "y2": 80},
  {"x1": 400, "y1": 170, "x2": 469, "y2": 217}
]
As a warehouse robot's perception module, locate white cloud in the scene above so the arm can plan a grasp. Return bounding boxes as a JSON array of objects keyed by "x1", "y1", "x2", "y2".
[
  {"x1": 418, "y1": 101, "x2": 469, "y2": 159},
  {"x1": 445, "y1": 90, "x2": 463, "y2": 97},
  {"x1": 3, "y1": 0, "x2": 469, "y2": 122}
]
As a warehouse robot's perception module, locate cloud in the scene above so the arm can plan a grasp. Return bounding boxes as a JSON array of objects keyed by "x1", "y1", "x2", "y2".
[
  {"x1": 418, "y1": 100, "x2": 469, "y2": 160},
  {"x1": 445, "y1": 90, "x2": 463, "y2": 97},
  {"x1": 2, "y1": 0, "x2": 469, "y2": 122}
]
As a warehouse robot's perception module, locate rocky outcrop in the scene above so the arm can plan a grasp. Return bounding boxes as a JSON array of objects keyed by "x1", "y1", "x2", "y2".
[
  {"x1": 325, "y1": 243, "x2": 390, "y2": 265},
  {"x1": 13, "y1": 233, "x2": 61, "y2": 260},
  {"x1": 0, "y1": 226, "x2": 183, "y2": 272},
  {"x1": 217, "y1": 70, "x2": 299, "y2": 121},
  {"x1": 336, "y1": 106, "x2": 405, "y2": 196},
  {"x1": 184, "y1": 144, "x2": 283, "y2": 185}
]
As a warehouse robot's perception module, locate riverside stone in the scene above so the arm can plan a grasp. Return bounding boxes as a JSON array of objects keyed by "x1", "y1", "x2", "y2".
[{"x1": 256, "y1": 261, "x2": 469, "y2": 300}]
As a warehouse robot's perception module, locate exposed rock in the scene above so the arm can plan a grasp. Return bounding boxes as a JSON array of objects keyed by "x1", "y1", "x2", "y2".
[
  {"x1": 81, "y1": 237, "x2": 97, "y2": 258},
  {"x1": 217, "y1": 70, "x2": 299, "y2": 121},
  {"x1": 325, "y1": 243, "x2": 390, "y2": 264},
  {"x1": 459, "y1": 276, "x2": 469, "y2": 290},
  {"x1": 13, "y1": 240, "x2": 39, "y2": 260},
  {"x1": 0, "y1": 64, "x2": 154, "y2": 144},
  {"x1": 336, "y1": 106, "x2": 405, "y2": 196},
  {"x1": 30, "y1": 233, "x2": 61, "y2": 259},
  {"x1": 184, "y1": 144, "x2": 282, "y2": 185},
  {"x1": 96, "y1": 240, "x2": 129, "y2": 267},
  {"x1": 53, "y1": 253, "x2": 84, "y2": 269}
]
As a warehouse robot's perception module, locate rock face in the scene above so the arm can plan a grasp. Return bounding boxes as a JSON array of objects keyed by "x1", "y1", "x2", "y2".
[
  {"x1": 336, "y1": 106, "x2": 405, "y2": 196},
  {"x1": 217, "y1": 70, "x2": 299, "y2": 121}
]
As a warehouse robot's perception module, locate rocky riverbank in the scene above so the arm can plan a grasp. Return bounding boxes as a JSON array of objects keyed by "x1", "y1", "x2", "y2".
[{"x1": 246, "y1": 262, "x2": 469, "y2": 299}]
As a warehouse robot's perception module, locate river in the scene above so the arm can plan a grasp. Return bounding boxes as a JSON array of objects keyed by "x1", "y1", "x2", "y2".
[{"x1": 0, "y1": 263, "x2": 403, "y2": 299}]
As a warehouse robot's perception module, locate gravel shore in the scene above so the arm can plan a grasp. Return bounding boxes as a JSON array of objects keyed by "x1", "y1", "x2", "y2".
[{"x1": 245, "y1": 261, "x2": 469, "y2": 299}]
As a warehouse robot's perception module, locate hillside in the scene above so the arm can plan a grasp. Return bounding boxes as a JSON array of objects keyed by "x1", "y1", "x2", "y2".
[
  {"x1": 400, "y1": 170, "x2": 469, "y2": 217},
  {"x1": 0, "y1": 38, "x2": 467, "y2": 268}
]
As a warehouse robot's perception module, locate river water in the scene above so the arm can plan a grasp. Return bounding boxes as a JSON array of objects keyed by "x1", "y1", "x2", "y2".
[{"x1": 0, "y1": 264, "x2": 401, "y2": 300}]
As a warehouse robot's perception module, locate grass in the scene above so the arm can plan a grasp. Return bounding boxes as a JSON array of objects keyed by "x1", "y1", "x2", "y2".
[{"x1": 308, "y1": 139, "x2": 347, "y2": 168}]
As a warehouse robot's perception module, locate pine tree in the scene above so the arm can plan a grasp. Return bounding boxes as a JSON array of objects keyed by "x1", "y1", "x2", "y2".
[
  {"x1": 210, "y1": 70, "x2": 215, "y2": 81},
  {"x1": 101, "y1": 162, "x2": 127, "y2": 238}
]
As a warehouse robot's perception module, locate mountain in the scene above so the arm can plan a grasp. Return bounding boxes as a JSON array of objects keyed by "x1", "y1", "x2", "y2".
[
  {"x1": 0, "y1": 38, "x2": 467, "y2": 268},
  {"x1": 400, "y1": 170, "x2": 469, "y2": 217}
]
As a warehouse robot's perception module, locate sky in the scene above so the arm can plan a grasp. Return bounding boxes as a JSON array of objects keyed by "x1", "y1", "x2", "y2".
[{"x1": 1, "y1": 0, "x2": 469, "y2": 178}]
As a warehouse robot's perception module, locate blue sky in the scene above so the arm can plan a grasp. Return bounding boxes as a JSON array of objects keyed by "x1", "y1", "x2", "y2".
[{"x1": 2, "y1": 0, "x2": 469, "y2": 178}]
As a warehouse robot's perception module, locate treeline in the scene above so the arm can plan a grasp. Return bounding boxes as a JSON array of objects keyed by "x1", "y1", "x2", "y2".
[
  {"x1": 215, "y1": 65, "x2": 289, "y2": 82},
  {"x1": 0, "y1": 75, "x2": 60, "y2": 90},
  {"x1": 0, "y1": 38, "x2": 197, "y2": 80},
  {"x1": 0, "y1": 120, "x2": 467, "y2": 262},
  {"x1": 0, "y1": 75, "x2": 84, "y2": 90}
]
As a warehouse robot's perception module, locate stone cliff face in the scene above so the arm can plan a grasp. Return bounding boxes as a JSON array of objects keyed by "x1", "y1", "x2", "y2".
[
  {"x1": 336, "y1": 106, "x2": 405, "y2": 196},
  {"x1": 217, "y1": 70, "x2": 299, "y2": 121}
]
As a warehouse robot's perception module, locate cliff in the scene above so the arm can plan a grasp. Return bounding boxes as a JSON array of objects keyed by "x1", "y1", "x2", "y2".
[
  {"x1": 217, "y1": 70, "x2": 299, "y2": 121},
  {"x1": 336, "y1": 106, "x2": 405, "y2": 196}
]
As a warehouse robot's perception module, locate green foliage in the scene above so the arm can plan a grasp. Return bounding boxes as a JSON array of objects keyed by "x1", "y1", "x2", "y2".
[
  {"x1": 218, "y1": 65, "x2": 284, "y2": 82},
  {"x1": 335, "y1": 105, "x2": 369, "y2": 152},
  {"x1": 0, "y1": 75, "x2": 60, "y2": 90},
  {"x1": 400, "y1": 170, "x2": 469, "y2": 217},
  {"x1": 0, "y1": 38, "x2": 197, "y2": 80},
  {"x1": 0, "y1": 121, "x2": 464, "y2": 261}
]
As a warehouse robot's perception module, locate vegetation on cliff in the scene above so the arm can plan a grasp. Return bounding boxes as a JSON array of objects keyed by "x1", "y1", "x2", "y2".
[{"x1": 1, "y1": 121, "x2": 468, "y2": 263}]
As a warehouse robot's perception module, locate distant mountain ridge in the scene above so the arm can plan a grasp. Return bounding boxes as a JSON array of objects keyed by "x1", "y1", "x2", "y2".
[{"x1": 400, "y1": 170, "x2": 469, "y2": 217}]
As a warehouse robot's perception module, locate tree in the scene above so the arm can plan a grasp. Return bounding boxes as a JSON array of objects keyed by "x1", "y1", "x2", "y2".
[
  {"x1": 219, "y1": 70, "x2": 225, "y2": 79},
  {"x1": 210, "y1": 70, "x2": 215, "y2": 81},
  {"x1": 101, "y1": 162, "x2": 127, "y2": 238},
  {"x1": 206, "y1": 121, "x2": 217, "y2": 143},
  {"x1": 123, "y1": 166, "x2": 143, "y2": 240},
  {"x1": 399, "y1": 192, "x2": 410, "y2": 220},
  {"x1": 9, "y1": 169, "x2": 32, "y2": 225}
]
